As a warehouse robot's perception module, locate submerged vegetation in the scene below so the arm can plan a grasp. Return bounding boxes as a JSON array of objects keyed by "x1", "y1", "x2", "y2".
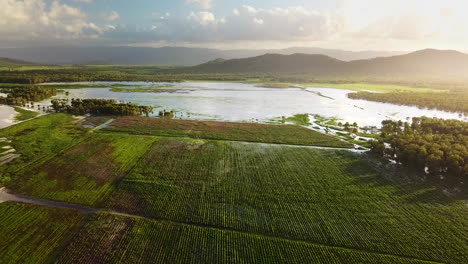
[{"x1": 371, "y1": 117, "x2": 468, "y2": 181}]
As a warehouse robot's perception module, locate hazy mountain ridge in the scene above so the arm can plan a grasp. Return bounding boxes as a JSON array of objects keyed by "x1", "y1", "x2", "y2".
[
  {"x1": 189, "y1": 49, "x2": 468, "y2": 81},
  {"x1": 0, "y1": 57, "x2": 36, "y2": 67},
  {"x1": 0, "y1": 46, "x2": 402, "y2": 66}
]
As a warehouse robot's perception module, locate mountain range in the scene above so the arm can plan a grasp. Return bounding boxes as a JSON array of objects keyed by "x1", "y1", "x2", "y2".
[
  {"x1": 187, "y1": 49, "x2": 468, "y2": 81},
  {"x1": 0, "y1": 57, "x2": 36, "y2": 67},
  {"x1": 0, "y1": 46, "x2": 402, "y2": 66}
]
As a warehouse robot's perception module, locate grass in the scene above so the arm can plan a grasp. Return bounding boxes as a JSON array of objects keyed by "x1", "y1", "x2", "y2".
[
  {"x1": 103, "y1": 138, "x2": 468, "y2": 264},
  {"x1": 0, "y1": 202, "x2": 84, "y2": 264},
  {"x1": 104, "y1": 116, "x2": 352, "y2": 148},
  {"x1": 55, "y1": 213, "x2": 440, "y2": 264},
  {"x1": 13, "y1": 107, "x2": 39, "y2": 121}
]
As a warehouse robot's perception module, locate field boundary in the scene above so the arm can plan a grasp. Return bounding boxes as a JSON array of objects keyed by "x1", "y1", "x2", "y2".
[{"x1": 97, "y1": 130, "x2": 359, "y2": 150}]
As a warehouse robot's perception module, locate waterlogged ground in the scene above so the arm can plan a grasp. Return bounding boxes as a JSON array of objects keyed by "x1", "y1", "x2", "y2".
[
  {"x1": 42, "y1": 81, "x2": 466, "y2": 127},
  {"x1": 0, "y1": 105, "x2": 16, "y2": 129}
]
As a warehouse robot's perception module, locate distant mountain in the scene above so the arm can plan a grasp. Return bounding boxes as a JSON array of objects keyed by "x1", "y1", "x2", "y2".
[
  {"x1": 188, "y1": 49, "x2": 468, "y2": 81},
  {"x1": 0, "y1": 46, "x2": 402, "y2": 66},
  {"x1": 224, "y1": 47, "x2": 403, "y2": 62},
  {"x1": 188, "y1": 53, "x2": 345, "y2": 74},
  {"x1": 348, "y1": 49, "x2": 468, "y2": 77},
  {"x1": 0, "y1": 57, "x2": 36, "y2": 67}
]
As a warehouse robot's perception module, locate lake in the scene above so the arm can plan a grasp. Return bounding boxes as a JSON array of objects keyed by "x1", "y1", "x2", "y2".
[{"x1": 39, "y1": 81, "x2": 466, "y2": 127}]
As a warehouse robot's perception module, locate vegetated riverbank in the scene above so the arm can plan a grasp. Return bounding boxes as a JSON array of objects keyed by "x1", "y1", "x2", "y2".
[{"x1": 348, "y1": 91, "x2": 468, "y2": 114}]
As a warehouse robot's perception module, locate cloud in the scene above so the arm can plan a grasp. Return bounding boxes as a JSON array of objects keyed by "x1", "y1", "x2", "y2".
[
  {"x1": 105, "y1": 11, "x2": 120, "y2": 21},
  {"x1": 188, "y1": 11, "x2": 218, "y2": 26},
  {"x1": 338, "y1": 0, "x2": 468, "y2": 40},
  {"x1": 0, "y1": 0, "x2": 107, "y2": 44},
  {"x1": 111, "y1": 5, "x2": 337, "y2": 44},
  {"x1": 72, "y1": 0, "x2": 93, "y2": 3},
  {"x1": 186, "y1": 0, "x2": 213, "y2": 10}
]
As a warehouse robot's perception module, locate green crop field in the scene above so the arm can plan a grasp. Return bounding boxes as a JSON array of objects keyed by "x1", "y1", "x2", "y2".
[
  {"x1": 0, "y1": 114, "x2": 87, "y2": 176},
  {"x1": 0, "y1": 114, "x2": 467, "y2": 263},
  {"x1": 9, "y1": 133, "x2": 157, "y2": 206},
  {"x1": 55, "y1": 213, "x2": 439, "y2": 264},
  {"x1": 103, "y1": 138, "x2": 468, "y2": 264},
  {"x1": 0, "y1": 202, "x2": 84, "y2": 264},
  {"x1": 104, "y1": 116, "x2": 352, "y2": 148}
]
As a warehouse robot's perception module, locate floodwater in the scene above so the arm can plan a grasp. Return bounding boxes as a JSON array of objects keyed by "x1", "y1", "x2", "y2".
[
  {"x1": 40, "y1": 81, "x2": 466, "y2": 127},
  {"x1": 0, "y1": 105, "x2": 16, "y2": 129}
]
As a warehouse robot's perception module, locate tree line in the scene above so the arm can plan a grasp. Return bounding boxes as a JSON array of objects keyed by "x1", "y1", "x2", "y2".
[
  {"x1": 0, "y1": 68, "x2": 259, "y2": 84},
  {"x1": 51, "y1": 98, "x2": 154, "y2": 117},
  {"x1": 0, "y1": 86, "x2": 57, "y2": 106},
  {"x1": 349, "y1": 91, "x2": 468, "y2": 114},
  {"x1": 371, "y1": 117, "x2": 467, "y2": 179}
]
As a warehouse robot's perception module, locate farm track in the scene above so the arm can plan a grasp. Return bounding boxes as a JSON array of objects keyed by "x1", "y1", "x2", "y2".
[{"x1": 0, "y1": 188, "x2": 443, "y2": 264}]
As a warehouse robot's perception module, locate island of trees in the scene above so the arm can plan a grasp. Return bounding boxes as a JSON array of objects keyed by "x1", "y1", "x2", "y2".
[
  {"x1": 0, "y1": 85, "x2": 57, "y2": 106},
  {"x1": 371, "y1": 117, "x2": 467, "y2": 179},
  {"x1": 51, "y1": 98, "x2": 154, "y2": 117}
]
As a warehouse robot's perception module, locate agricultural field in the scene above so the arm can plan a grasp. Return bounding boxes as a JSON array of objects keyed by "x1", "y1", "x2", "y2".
[
  {"x1": 103, "y1": 138, "x2": 468, "y2": 264},
  {"x1": 0, "y1": 114, "x2": 88, "y2": 175},
  {"x1": 55, "y1": 213, "x2": 440, "y2": 264},
  {"x1": 0, "y1": 202, "x2": 84, "y2": 264},
  {"x1": 104, "y1": 116, "x2": 352, "y2": 148},
  {"x1": 0, "y1": 114, "x2": 467, "y2": 263},
  {"x1": 8, "y1": 133, "x2": 157, "y2": 206}
]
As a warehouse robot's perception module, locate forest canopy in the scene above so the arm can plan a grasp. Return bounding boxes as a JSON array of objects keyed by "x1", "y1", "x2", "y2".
[
  {"x1": 51, "y1": 98, "x2": 154, "y2": 117},
  {"x1": 371, "y1": 117, "x2": 468, "y2": 179},
  {"x1": 0, "y1": 85, "x2": 57, "y2": 105}
]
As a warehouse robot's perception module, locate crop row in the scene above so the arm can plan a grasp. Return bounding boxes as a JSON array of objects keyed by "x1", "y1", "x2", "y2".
[
  {"x1": 104, "y1": 138, "x2": 468, "y2": 263},
  {"x1": 12, "y1": 133, "x2": 157, "y2": 206},
  {"x1": 0, "y1": 203, "x2": 84, "y2": 264},
  {"x1": 104, "y1": 116, "x2": 353, "y2": 148},
  {"x1": 55, "y1": 213, "x2": 438, "y2": 264}
]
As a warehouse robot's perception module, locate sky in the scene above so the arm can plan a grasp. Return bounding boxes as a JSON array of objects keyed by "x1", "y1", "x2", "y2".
[{"x1": 1, "y1": 0, "x2": 468, "y2": 51}]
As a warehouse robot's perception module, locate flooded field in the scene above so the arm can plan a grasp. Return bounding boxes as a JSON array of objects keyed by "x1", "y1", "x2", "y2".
[
  {"x1": 0, "y1": 105, "x2": 16, "y2": 129},
  {"x1": 39, "y1": 81, "x2": 466, "y2": 127}
]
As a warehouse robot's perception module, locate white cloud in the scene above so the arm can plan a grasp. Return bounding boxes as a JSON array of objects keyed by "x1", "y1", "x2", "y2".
[
  {"x1": 338, "y1": 0, "x2": 468, "y2": 41},
  {"x1": 0, "y1": 0, "x2": 107, "y2": 43},
  {"x1": 186, "y1": 0, "x2": 213, "y2": 10},
  {"x1": 188, "y1": 11, "x2": 219, "y2": 26},
  {"x1": 73, "y1": 0, "x2": 93, "y2": 3},
  {"x1": 253, "y1": 18, "x2": 263, "y2": 25},
  {"x1": 106, "y1": 5, "x2": 336, "y2": 45}
]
